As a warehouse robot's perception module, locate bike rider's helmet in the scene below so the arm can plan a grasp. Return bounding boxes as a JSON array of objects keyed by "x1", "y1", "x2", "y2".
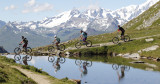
[
  {"x1": 54, "y1": 35, "x2": 57, "y2": 38},
  {"x1": 118, "y1": 25, "x2": 120, "y2": 27},
  {"x1": 22, "y1": 36, "x2": 24, "y2": 39}
]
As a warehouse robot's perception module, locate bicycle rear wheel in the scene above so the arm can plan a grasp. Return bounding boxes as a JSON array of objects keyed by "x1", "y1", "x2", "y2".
[
  {"x1": 48, "y1": 46, "x2": 55, "y2": 52},
  {"x1": 14, "y1": 47, "x2": 21, "y2": 55},
  {"x1": 59, "y1": 44, "x2": 65, "y2": 51},
  {"x1": 75, "y1": 42, "x2": 82, "y2": 49},
  {"x1": 86, "y1": 40, "x2": 92, "y2": 47},
  {"x1": 112, "y1": 37, "x2": 119, "y2": 44},
  {"x1": 26, "y1": 47, "x2": 32, "y2": 54}
]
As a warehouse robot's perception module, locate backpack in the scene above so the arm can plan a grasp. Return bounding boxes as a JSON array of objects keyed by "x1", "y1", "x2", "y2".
[
  {"x1": 84, "y1": 32, "x2": 87, "y2": 36},
  {"x1": 24, "y1": 38, "x2": 28, "y2": 43}
]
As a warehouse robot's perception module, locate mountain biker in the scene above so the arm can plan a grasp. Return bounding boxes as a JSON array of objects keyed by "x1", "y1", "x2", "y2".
[
  {"x1": 20, "y1": 36, "x2": 28, "y2": 51},
  {"x1": 118, "y1": 25, "x2": 125, "y2": 39},
  {"x1": 80, "y1": 30, "x2": 87, "y2": 43},
  {"x1": 53, "y1": 35, "x2": 60, "y2": 50}
]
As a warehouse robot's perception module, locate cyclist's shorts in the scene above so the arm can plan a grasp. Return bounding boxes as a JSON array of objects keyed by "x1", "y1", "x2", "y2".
[
  {"x1": 121, "y1": 31, "x2": 125, "y2": 36},
  {"x1": 56, "y1": 41, "x2": 60, "y2": 44},
  {"x1": 23, "y1": 43, "x2": 28, "y2": 48},
  {"x1": 83, "y1": 37, "x2": 87, "y2": 41}
]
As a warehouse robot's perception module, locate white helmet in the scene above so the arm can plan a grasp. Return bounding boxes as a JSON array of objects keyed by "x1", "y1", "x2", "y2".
[{"x1": 54, "y1": 35, "x2": 57, "y2": 38}]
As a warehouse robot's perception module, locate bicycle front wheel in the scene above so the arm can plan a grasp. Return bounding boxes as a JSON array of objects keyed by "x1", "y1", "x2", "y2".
[
  {"x1": 14, "y1": 55, "x2": 21, "y2": 61},
  {"x1": 48, "y1": 56, "x2": 55, "y2": 62},
  {"x1": 112, "y1": 37, "x2": 119, "y2": 44},
  {"x1": 59, "y1": 44, "x2": 65, "y2": 51},
  {"x1": 124, "y1": 35, "x2": 130, "y2": 42},
  {"x1": 86, "y1": 40, "x2": 92, "y2": 47},
  {"x1": 75, "y1": 59, "x2": 82, "y2": 65},
  {"x1": 14, "y1": 47, "x2": 21, "y2": 55},
  {"x1": 59, "y1": 57, "x2": 66, "y2": 64},
  {"x1": 75, "y1": 42, "x2": 82, "y2": 49}
]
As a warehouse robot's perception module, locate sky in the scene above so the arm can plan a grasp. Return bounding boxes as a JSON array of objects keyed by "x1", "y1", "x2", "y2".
[{"x1": 0, "y1": 0, "x2": 147, "y2": 22}]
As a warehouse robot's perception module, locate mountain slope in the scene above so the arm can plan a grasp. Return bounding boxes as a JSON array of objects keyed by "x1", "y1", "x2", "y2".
[{"x1": 0, "y1": 0, "x2": 159, "y2": 52}]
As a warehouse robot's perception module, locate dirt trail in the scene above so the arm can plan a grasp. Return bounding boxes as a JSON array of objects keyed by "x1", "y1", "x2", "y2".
[
  {"x1": 65, "y1": 34, "x2": 160, "y2": 51},
  {"x1": 11, "y1": 66, "x2": 52, "y2": 84}
]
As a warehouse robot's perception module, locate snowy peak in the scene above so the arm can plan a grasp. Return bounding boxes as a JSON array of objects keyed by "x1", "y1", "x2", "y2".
[{"x1": 4, "y1": 0, "x2": 159, "y2": 33}]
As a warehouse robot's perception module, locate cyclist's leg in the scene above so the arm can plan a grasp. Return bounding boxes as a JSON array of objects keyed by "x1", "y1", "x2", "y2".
[
  {"x1": 56, "y1": 42, "x2": 60, "y2": 50},
  {"x1": 23, "y1": 43, "x2": 27, "y2": 52},
  {"x1": 121, "y1": 31, "x2": 124, "y2": 39}
]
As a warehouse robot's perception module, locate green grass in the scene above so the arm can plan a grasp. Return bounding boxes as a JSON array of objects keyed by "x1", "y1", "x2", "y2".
[{"x1": 0, "y1": 62, "x2": 36, "y2": 84}]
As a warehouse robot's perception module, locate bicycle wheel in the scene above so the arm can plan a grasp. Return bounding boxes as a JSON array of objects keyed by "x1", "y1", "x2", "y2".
[
  {"x1": 75, "y1": 59, "x2": 82, "y2": 65},
  {"x1": 14, "y1": 47, "x2": 21, "y2": 55},
  {"x1": 48, "y1": 46, "x2": 55, "y2": 52},
  {"x1": 86, "y1": 61, "x2": 92, "y2": 67},
  {"x1": 48, "y1": 56, "x2": 55, "y2": 62},
  {"x1": 59, "y1": 44, "x2": 65, "y2": 51},
  {"x1": 26, "y1": 47, "x2": 32, "y2": 54},
  {"x1": 112, "y1": 37, "x2": 119, "y2": 44},
  {"x1": 75, "y1": 42, "x2": 82, "y2": 49},
  {"x1": 112, "y1": 64, "x2": 119, "y2": 70},
  {"x1": 86, "y1": 40, "x2": 92, "y2": 47},
  {"x1": 25, "y1": 55, "x2": 32, "y2": 61},
  {"x1": 124, "y1": 35, "x2": 130, "y2": 42},
  {"x1": 124, "y1": 65, "x2": 130, "y2": 71},
  {"x1": 14, "y1": 55, "x2": 21, "y2": 61},
  {"x1": 59, "y1": 57, "x2": 66, "y2": 64}
]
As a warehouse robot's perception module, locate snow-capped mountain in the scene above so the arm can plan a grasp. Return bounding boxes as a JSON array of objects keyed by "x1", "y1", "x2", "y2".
[
  {"x1": 0, "y1": 0, "x2": 159, "y2": 52},
  {"x1": 6, "y1": 0, "x2": 158, "y2": 32}
]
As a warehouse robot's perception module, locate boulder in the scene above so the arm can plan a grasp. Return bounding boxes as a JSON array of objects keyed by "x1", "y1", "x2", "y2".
[{"x1": 145, "y1": 38, "x2": 154, "y2": 42}]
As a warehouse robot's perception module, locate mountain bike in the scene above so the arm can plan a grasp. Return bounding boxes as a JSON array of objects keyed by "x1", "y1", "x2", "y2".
[
  {"x1": 48, "y1": 43, "x2": 65, "y2": 52},
  {"x1": 14, "y1": 44, "x2": 32, "y2": 55},
  {"x1": 75, "y1": 40, "x2": 92, "y2": 49},
  {"x1": 112, "y1": 64, "x2": 130, "y2": 71},
  {"x1": 112, "y1": 33, "x2": 130, "y2": 44},
  {"x1": 75, "y1": 59, "x2": 92, "y2": 67},
  {"x1": 48, "y1": 56, "x2": 66, "y2": 64},
  {"x1": 14, "y1": 54, "x2": 32, "y2": 61}
]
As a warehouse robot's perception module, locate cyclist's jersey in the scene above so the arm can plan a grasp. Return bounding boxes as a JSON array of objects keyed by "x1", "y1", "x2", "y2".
[
  {"x1": 56, "y1": 37, "x2": 60, "y2": 42},
  {"x1": 23, "y1": 38, "x2": 28, "y2": 44},
  {"x1": 82, "y1": 32, "x2": 87, "y2": 38},
  {"x1": 119, "y1": 27, "x2": 125, "y2": 32}
]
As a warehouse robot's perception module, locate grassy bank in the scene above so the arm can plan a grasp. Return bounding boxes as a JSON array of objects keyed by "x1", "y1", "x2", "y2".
[
  {"x1": 0, "y1": 56, "x2": 75, "y2": 84},
  {"x1": 68, "y1": 36, "x2": 160, "y2": 58}
]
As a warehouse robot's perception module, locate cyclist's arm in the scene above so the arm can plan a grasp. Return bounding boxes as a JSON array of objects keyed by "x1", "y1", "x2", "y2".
[
  {"x1": 53, "y1": 39, "x2": 56, "y2": 43},
  {"x1": 20, "y1": 41, "x2": 23, "y2": 44}
]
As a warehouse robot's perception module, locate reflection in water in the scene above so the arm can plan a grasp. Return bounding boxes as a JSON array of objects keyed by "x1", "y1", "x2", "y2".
[
  {"x1": 48, "y1": 56, "x2": 66, "y2": 73},
  {"x1": 5, "y1": 55, "x2": 160, "y2": 84},
  {"x1": 23, "y1": 55, "x2": 28, "y2": 65},
  {"x1": 112, "y1": 64, "x2": 130, "y2": 82},
  {"x1": 75, "y1": 59, "x2": 92, "y2": 78}
]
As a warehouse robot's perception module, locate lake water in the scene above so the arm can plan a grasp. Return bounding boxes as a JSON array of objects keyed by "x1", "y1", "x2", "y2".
[{"x1": 6, "y1": 55, "x2": 160, "y2": 84}]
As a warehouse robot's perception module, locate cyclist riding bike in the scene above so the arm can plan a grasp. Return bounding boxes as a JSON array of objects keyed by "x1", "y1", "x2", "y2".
[
  {"x1": 80, "y1": 30, "x2": 87, "y2": 44},
  {"x1": 118, "y1": 25, "x2": 125, "y2": 39},
  {"x1": 20, "y1": 36, "x2": 28, "y2": 51},
  {"x1": 53, "y1": 35, "x2": 60, "y2": 50}
]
